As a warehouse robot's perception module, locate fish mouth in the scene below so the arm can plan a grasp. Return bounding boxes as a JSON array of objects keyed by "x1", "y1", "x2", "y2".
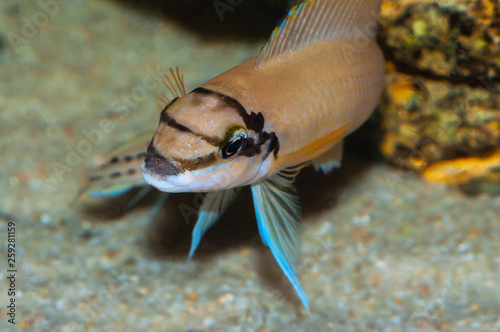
[
  {"x1": 143, "y1": 146, "x2": 180, "y2": 177},
  {"x1": 141, "y1": 147, "x2": 195, "y2": 192},
  {"x1": 141, "y1": 160, "x2": 195, "y2": 192}
]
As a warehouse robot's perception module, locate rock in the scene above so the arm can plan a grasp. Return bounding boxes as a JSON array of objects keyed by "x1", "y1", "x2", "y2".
[
  {"x1": 379, "y1": 70, "x2": 499, "y2": 171},
  {"x1": 380, "y1": 0, "x2": 499, "y2": 80},
  {"x1": 378, "y1": 0, "x2": 500, "y2": 194}
]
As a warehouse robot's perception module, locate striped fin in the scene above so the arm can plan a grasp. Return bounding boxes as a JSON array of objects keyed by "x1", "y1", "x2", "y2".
[
  {"x1": 77, "y1": 132, "x2": 153, "y2": 205},
  {"x1": 188, "y1": 188, "x2": 241, "y2": 259},
  {"x1": 256, "y1": 0, "x2": 382, "y2": 68},
  {"x1": 251, "y1": 176, "x2": 309, "y2": 312}
]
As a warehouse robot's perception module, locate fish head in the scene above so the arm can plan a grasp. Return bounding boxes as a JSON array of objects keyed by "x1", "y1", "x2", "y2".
[{"x1": 141, "y1": 90, "x2": 274, "y2": 192}]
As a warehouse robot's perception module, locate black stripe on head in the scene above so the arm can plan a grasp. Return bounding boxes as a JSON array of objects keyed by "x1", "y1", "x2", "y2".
[
  {"x1": 190, "y1": 87, "x2": 264, "y2": 133},
  {"x1": 172, "y1": 153, "x2": 217, "y2": 171},
  {"x1": 190, "y1": 87, "x2": 279, "y2": 160},
  {"x1": 159, "y1": 96, "x2": 220, "y2": 146},
  {"x1": 219, "y1": 95, "x2": 264, "y2": 133},
  {"x1": 160, "y1": 113, "x2": 193, "y2": 133},
  {"x1": 240, "y1": 132, "x2": 279, "y2": 160},
  {"x1": 160, "y1": 97, "x2": 179, "y2": 115}
]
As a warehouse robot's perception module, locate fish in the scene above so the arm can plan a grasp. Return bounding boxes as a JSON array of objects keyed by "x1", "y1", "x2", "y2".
[
  {"x1": 141, "y1": 0, "x2": 385, "y2": 311},
  {"x1": 77, "y1": 0, "x2": 385, "y2": 312}
]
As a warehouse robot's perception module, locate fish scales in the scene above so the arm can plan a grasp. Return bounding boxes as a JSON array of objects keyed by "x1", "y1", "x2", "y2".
[{"x1": 202, "y1": 40, "x2": 385, "y2": 158}]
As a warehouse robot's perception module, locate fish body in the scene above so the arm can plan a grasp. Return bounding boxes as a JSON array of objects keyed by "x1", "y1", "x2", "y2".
[
  {"x1": 143, "y1": 1, "x2": 384, "y2": 193},
  {"x1": 202, "y1": 39, "x2": 384, "y2": 168},
  {"x1": 86, "y1": 0, "x2": 385, "y2": 312}
]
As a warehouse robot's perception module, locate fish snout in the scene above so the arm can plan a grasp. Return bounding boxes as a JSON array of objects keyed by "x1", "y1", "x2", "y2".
[{"x1": 142, "y1": 146, "x2": 180, "y2": 178}]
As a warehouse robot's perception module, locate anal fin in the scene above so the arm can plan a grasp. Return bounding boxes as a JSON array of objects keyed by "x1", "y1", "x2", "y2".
[
  {"x1": 188, "y1": 188, "x2": 241, "y2": 260},
  {"x1": 312, "y1": 140, "x2": 343, "y2": 175}
]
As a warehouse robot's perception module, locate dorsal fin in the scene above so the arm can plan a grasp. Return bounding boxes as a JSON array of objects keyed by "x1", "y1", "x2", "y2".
[
  {"x1": 256, "y1": 0, "x2": 382, "y2": 68},
  {"x1": 156, "y1": 67, "x2": 187, "y2": 111}
]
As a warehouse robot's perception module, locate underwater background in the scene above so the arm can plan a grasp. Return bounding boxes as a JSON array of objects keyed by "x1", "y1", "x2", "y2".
[{"x1": 0, "y1": 0, "x2": 499, "y2": 331}]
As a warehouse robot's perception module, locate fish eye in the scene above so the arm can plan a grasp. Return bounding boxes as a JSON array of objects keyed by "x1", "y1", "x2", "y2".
[{"x1": 221, "y1": 127, "x2": 247, "y2": 159}]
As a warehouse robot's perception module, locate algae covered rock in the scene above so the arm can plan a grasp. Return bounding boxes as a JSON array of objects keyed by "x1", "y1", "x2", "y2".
[
  {"x1": 378, "y1": 0, "x2": 500, "y2": 193},
  {"x1": 379, "y1": 70, "x2": 499, "y2": 171},
  {"x1": 380, "y1": 0, "x2": 499, "y2": 80}
]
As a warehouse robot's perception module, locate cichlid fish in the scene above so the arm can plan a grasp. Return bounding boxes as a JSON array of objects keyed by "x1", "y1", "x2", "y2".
[
  {"x1": 79, "y1": 0, "x2": 385, "y2": 311},
  {"x1": 141, "y1": 0, "x2": 385, "y2": 311},
  {"x1": 142, "y1": 0, "x2": 384, "y2": 311}
]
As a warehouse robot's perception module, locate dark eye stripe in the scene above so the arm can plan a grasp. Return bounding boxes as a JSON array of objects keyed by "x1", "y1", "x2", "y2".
[
  {"x1": 190, "y1": 87, "x2": 265, "y2": 133},
  {"x1": 190, "y1": 87, "x2": 280, "y2": 160},
  {"x1": 159, "y1": 112, "x2": 220, "y2": 146},
  {"x1": 160, "y1": 113, "x2": 193, "y2": 133},
  {"x1": 171, "y1": 153, "x2": 217, "y2": 171}
]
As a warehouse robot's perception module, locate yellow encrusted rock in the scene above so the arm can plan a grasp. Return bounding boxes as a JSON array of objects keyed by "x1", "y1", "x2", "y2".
[{"x1": 378, "y1": 0, "x2": 500, "y2": 193}]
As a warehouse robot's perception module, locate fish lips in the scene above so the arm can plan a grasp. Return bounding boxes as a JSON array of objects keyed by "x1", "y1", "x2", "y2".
[
  {"x1": 143, "y1": 151, "x2": 180, "y2": 177},
  {"x1": 141, "y1": 151, "x2": 194, "y2": 192}
]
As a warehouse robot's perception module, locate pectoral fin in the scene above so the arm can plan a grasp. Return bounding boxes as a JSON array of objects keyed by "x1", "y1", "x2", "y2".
[
  {"x1": 275, "y1": 123, "x2": 349, "y2": 171},
  {"x1": 312, "y1": 140, "x2": 343, "y2": 175},
  {"x1": 251, "y1": 174, "x2": 309, "y2": 312},
  {"x1": 188, "y1": 188, "x2": 241, "y2": 260}
]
